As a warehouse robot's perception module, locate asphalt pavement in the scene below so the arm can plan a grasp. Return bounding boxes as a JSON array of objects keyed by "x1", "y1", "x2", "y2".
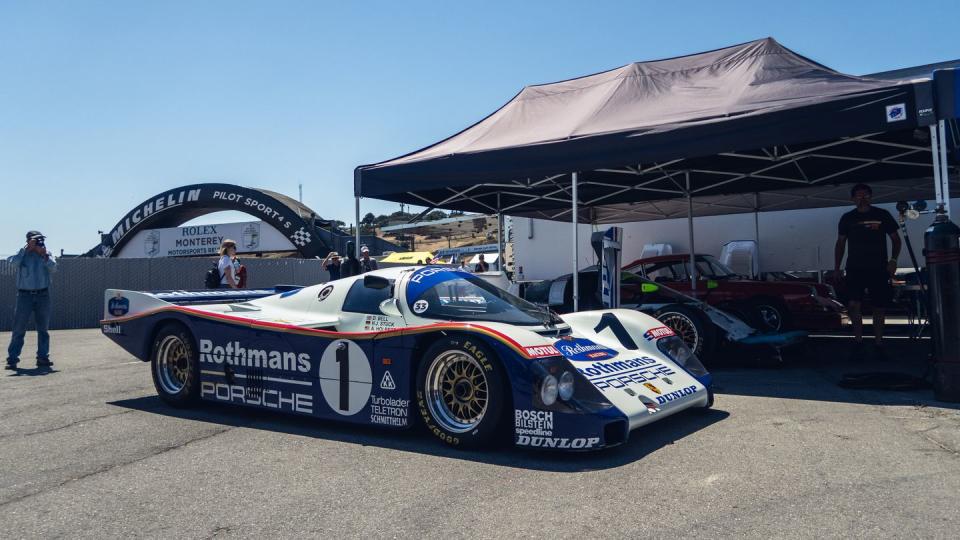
[{"x1": 1, "y1": 329, "x2": 958, "y2": 538}]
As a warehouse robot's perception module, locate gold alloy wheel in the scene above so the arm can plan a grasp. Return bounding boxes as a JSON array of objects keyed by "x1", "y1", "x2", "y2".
[
  {"x1": 425, "y1": 350, "x2": 489, "y2": 433},
  {"x1": 155, "y1": 334, "x2": 190, "y2": 394}
]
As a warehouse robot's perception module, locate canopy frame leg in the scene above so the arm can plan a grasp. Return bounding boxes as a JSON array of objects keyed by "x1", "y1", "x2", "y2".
[
  {"x1": 355, "y1": 196, "x2": 361, "y2": 258},
  {"x1": 931, "y1": 124, "x2": 944, "y2": 210},
  {"x1": 497, "y1": 193, "x2": 503, "y2": 272},
  {"x1": 939, "y1": 120, "x2": 951, "y2": 216},
  {"x1": 572, "y1": 172, "x2": 579, "y2": 311},
  {"x1": 686, "y1": 171, "x2": 697, "y2": 290}
]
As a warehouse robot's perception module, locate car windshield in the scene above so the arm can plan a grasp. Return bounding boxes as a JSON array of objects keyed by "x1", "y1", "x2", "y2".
[
  {"x1": 696, "y1": 255, "x2": 738, "y2": 279},
  {"x1": 406, "y1": 267, "x2": 559, "y2": 326}
]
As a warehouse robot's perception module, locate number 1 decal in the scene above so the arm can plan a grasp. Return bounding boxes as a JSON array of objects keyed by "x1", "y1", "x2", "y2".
[
  {"x1": 593, "y1": 313, "x2": 639, "y2": 350},
  {"x1": 319, "y1": 339, "x2": 373, "y2": 416}
]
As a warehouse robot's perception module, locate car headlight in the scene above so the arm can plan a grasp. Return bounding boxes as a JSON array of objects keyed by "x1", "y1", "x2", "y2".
[
  {"x1": 540, "y1": 375, "x2": 559, "y2": 406},
  {"x1": 656, "y1": 335, "x2": 709, "y2": 378},
  {"x1": 558, "y1": 371, "x2": 575, "y2": 401}
]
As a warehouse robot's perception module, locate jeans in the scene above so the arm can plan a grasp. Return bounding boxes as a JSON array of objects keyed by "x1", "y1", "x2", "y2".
[{"x1": 6, "y1": 290, "x2": 51, "y2": 363}]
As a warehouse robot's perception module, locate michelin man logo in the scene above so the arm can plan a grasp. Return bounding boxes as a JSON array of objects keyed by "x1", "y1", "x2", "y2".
[{"x1": 291, "y1": 227, "x2": 312, "y2": 246}]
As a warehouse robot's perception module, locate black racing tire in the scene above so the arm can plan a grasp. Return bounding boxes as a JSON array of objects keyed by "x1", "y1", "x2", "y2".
[
  {"x1": 748, "y1": 298, "x2": 792, "y2": 332},
  {"x1": 150, "y1": 323, "x2": 201, "y2": 407},
  {"x1": 416, "y1": 336, "x2": 508, "y2": 449},
  {"x1": 653, "y1": 304, "x2": 718, "y2": 361}
]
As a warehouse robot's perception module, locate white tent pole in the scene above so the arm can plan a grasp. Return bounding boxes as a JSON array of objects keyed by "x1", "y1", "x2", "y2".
[
  {"x1": 939, "y1": 120, "x2": 951, "y2": 216},
  {"x1": 754, "y1": 192, "x2": 761, "y2": 278},
  {"x1": 572, "y1": 172, "x2": 579, "y2": 311},
  {"x1": 687, "y1": 171, "x2": 697, "y2": 290},
  {"x1": 496, "y1": 193, "x2": 503, "y2": 271},
  {"x1": 930, "y1": 125, "x2": 943, "y2": 209},
  {"x1": 355, "y1": 196, "x2": 361, "y2": 257}
]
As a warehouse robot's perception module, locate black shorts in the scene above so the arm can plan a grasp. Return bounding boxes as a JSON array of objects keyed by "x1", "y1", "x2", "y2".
[{"x1": 845, "y1": 268, "x2": 892, "y2": 307}]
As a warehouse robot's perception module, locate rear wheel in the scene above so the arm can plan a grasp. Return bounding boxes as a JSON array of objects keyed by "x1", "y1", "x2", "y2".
[
  {"x1": 654, "y1": 304, "x2": 717, "y2": 361},
  {"x1": 416, "y1": 336, "x2": 507, "y2": 448},
  {"x1": 749, "y1": 298, "x2": 791, "y2": 332},
  {"x1": 150, "y1": 323, "x2": 200, "y2": 407}
]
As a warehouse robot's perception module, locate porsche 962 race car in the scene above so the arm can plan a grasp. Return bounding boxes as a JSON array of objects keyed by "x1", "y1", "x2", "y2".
[{"x1": 101, "y1": 266, "x2": 712, "y2": 450}]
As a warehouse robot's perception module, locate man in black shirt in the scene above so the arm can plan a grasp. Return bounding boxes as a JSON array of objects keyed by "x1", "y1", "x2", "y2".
[
  {"x1": 834, "y1": 183, "x2": 901, "y2": 360},
  {"x1": 340, "y1": 241, "x2": 361, "y2": 279}
]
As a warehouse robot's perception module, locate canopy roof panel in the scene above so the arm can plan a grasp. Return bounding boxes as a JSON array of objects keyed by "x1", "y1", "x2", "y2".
[{"x1": 356, "y1": 38, "x2": 959, "y2": 221}]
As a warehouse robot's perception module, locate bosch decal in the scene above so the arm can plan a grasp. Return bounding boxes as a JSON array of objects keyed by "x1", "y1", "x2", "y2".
[
  {"x1": 552, "y1": 337, "x2": 618, "y2": 361},
  {"x1": 198, "y1": 339, "x2": 311, "y2": 373},
  {"x1": 515, "y1": 410, "x2": 554, "y2": 437}
]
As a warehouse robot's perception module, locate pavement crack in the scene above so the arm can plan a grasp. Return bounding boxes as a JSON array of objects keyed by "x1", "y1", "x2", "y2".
[
  {"x1": 0, "y1": 427, "x2": 234, "y2": 509},
  {"x1": 0, "y1": 409, "x2": 139, "y2": 441}
]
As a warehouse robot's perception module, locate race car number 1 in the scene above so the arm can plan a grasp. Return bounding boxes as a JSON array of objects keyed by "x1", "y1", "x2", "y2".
[{"x1": 318, "y1": 339, "x2": 373, "y2": 415}]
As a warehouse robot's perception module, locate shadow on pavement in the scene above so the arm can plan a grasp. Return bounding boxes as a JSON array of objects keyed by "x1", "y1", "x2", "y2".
[
  {"x1": 108, "y1": 395, "x2": 729, "y2": 472},
  {"x1": 4, "y1": 366, "x2": 58, "y2": 377},
  {"x1": 708, "y1": 336, "x2": 960, "y2": 410}
]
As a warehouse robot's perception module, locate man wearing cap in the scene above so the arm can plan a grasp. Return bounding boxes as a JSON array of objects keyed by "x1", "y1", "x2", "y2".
[
  {"x1": 321, "y1": 251, "x2": 342, "y2": 281},
  {"x1": 359, "y1": 245, "x2": 378, "y2": 274},
  {"x1": 6, "y1": 231, "x2": 57, "y2": 370}
]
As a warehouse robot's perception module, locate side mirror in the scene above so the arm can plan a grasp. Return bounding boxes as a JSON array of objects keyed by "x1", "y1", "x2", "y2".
[
  {"x1": 364, "y1": 275, "x2": 390, "y2": 290},
  {"x1": 379, "y1": 298, "x2": 402, "y2": 317},
  {"x1": 641, "y1": 283, "x2": 660, "y2": 293},
  {"x1": 706, "y1": 280, "x2": 719, "y2": 289}
]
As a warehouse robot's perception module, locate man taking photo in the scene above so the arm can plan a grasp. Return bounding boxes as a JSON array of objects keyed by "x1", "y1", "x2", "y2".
[
  {"x1": 6, "y1": 231, "x2": 57, "y2": 370},
  {"x1": 834, "y1": 184, "x2": 901, "y2": 361}
]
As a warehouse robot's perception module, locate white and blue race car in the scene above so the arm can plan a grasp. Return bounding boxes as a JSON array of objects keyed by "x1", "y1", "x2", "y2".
[{"x1": 101, "y1": 266, "x2": 712, "y2": 450}]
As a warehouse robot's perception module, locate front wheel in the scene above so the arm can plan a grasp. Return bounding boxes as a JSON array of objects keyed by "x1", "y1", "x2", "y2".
[
  {"x1": 150, "y1": 323, "x2": 201, "y2": 407},
  {"x1": 654, "y1": 304, "x2": 717, "y2": 361},
  {"x1": 416, "y1": 336, "x2": 508, "y2": 448}
]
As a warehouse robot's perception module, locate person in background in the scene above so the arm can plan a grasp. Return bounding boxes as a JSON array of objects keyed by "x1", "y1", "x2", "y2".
[
  {"x1": 6, "y1": 231, "x2": 57, "y2": 370},
  {"x1": 423, "y1": 256, "x2": 433, "y2": 265},
  {"x1": 834, "y1": 183, "x2": 901, "y2": 361},
  {"x1": 340, "y1": 241, "x2": 361, "y2": 279},
  {"x1": 321, "y1": 251, "x2": 342, "y2": 280},
  {"x1": 236, "y1": 262, "x2": 248, "y2": 289},
  {"x1": 474, "y1": 254, "x2": 490, "y2": 273},
  {"x1": 457, "y1": 258, "x2": 469, "y2": 272},
  {"x1": 360, "y1": 245, "x2": 379, "y2": 273},
  {"x1": 218, "y1": 239, "x2": 240, "y2": 289}
]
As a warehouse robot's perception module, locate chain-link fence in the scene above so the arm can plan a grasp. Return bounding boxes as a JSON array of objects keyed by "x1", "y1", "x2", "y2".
[{"x1": 0, "y1": 258, "x2": 330, "y2": 331}]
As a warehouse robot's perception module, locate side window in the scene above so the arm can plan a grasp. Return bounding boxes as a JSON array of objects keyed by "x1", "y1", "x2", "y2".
[
  {"x1": 645, "y1": 263, "x2": 676, "y2": 282},
  {"x1": 342, "y1": 281, "x2": 391, "y2": 314},
  {"x1": 669, "y1": 262, "x2": 691, "y2": 281}
]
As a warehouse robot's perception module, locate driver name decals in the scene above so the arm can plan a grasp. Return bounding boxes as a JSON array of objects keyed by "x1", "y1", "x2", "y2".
[{"x1": 364, "y1": 314, "x2": 396, "y2": 331}]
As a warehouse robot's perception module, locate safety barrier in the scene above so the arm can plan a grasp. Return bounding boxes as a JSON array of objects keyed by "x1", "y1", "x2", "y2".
[{"x1": 0, "y1": 258, "x2": 330, "y2": 331}]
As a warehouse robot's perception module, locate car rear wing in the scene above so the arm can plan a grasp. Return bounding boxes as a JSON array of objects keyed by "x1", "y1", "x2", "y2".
[{"x1": 102, "y1": 286, "x2": 303, "y2": 320}]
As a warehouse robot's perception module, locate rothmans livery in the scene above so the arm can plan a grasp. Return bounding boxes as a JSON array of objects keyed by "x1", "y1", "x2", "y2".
[{"x1": 101, "y1": 266, "x2": 713, "y2": 450}]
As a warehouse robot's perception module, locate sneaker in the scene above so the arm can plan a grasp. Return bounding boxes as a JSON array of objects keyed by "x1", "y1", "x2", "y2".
[
  {"x1": 36, "y1": 358, "x2": 53, "y2": 369},
  {"x1": 849, "y1": 342, "x2": 868, "y2": 362}
]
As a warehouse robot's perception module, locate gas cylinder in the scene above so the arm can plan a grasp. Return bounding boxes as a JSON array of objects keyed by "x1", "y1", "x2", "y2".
[{"x1": 925, "y1": 208, "x2": 960, "y2": 401}]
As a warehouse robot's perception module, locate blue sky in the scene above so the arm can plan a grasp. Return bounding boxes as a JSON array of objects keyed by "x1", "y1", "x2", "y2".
[{"x1": 1, "y1": 0, "x2": 957, "y2": 255}]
